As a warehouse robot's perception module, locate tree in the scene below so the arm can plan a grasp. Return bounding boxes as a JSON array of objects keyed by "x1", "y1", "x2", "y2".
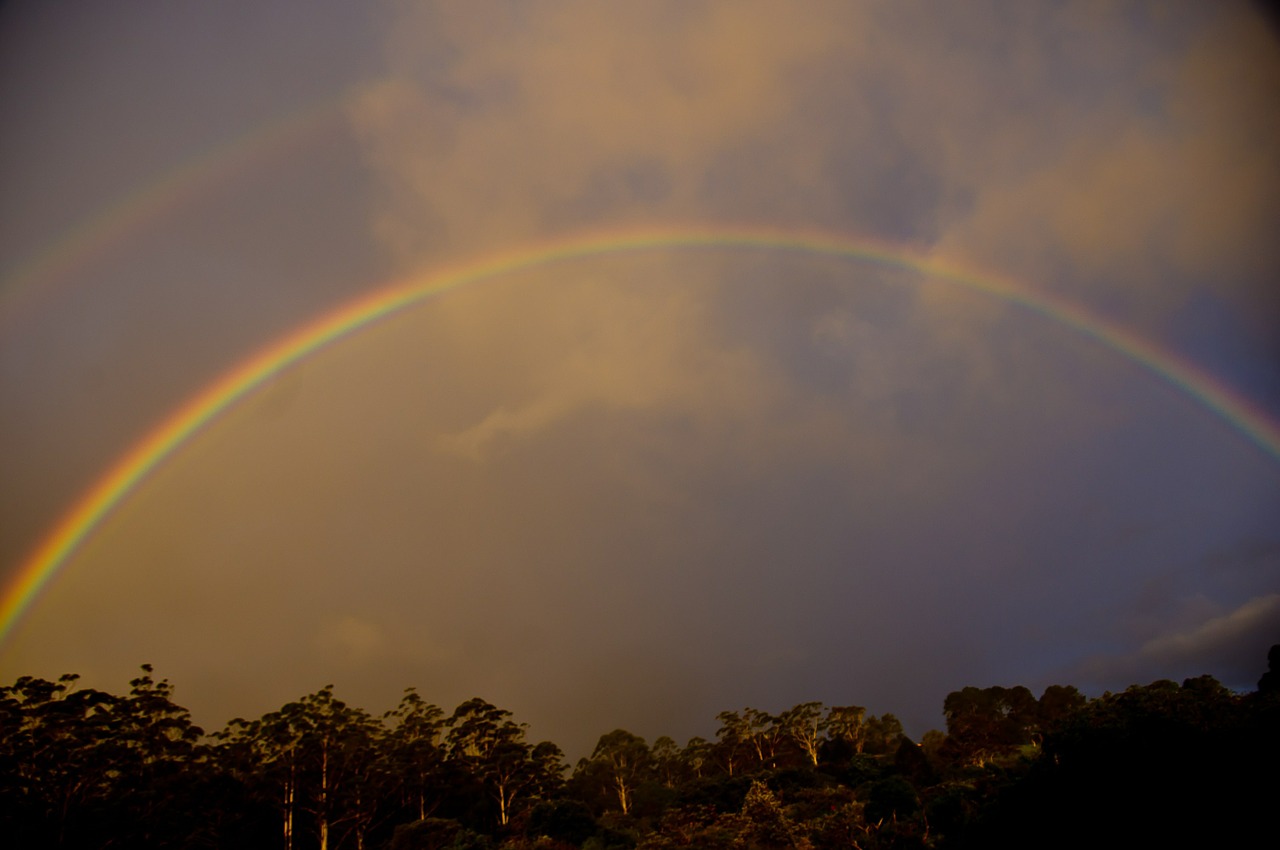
[
  {"x1": 680, "y1": 737, "x2": 714, "y2": 780},
  {"x1": 735, "y1": 780, "x2": 812, "y2": 850},
  {"x1": 216, "y1": 686, "x2": 384, "y2": 850},
  {"x1": 384, "y1": 689, "x2": 446, "y2": 822},
  {"x1": 744, "y1": 708, "x2": 785, "y2": 768},
  {"x1": 824, "y1": 705, "x2": 867, "y2": 754},
  {"x1": 0, "y1": 673, "x2": 120, "y2": 847},
  {"x1": 651, "y1": 736, "x2": 683, "y2": 788},
  {"x1": 963, "y1": 675, "x2": 1275, "y2": 849},
  {"x1": 525, "y1": 798, "x2": 598, "y2": 846},
  {"x1": 445, "y1": 698, "x2": 536, "y2": 827},
  {"x1": 714, "y1": 711, "x2": 752, "y2": 776},
  {"x1": 0, "y1": 666, "x2": 219, "y2": 849},
  {"x1": 104, "y1": 665, "x2": 208, "y2": 845},
  {"x1": 527, "y1": 739, "x2": 566, "y2": 801},
  {"x1": 777, "y1": 702, "x2": 826, "y2": 767},
  {"x1": 388, "y1": 816, "x2": 477, "y2": 850},
  {"x1": 892, "y1": 738, "x2": 936, "y2": 787},
  {"x1": 1258, "y1": 644, "x2": 1280, "y2": 695},
  {"x1": 918, "y1": 729, "x2": 947, "y2": 764},
  {"x1": 215, "y1": 713, "x2": 301, "y2": 850},
  {"x1": 861, "y1": 713, "x2": 904, "y2": 756},
  {"x1": 580, "y1": 729, "x2": 651, "y2": 814},
  {"x1": 942, "y1": 687, "x2": 1033, "y2": 765},
  {"x1": 864, "y1": 775, "x2": 919, "y2": 825},
  {"x1": 1037, "y1": 685, "x2": 1086, "y2": 740}
]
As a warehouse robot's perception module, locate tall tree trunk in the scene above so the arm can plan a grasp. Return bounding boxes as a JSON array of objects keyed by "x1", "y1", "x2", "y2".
[
  {"x1": 318, "y1": 744, "x2": 330, "y2": 850},
  {"x1": 283, "y1": 771, "x2": 294, "y2": 850},
  {"x1": 615, "y1": 777, "x2": 632, "y2": 814}
]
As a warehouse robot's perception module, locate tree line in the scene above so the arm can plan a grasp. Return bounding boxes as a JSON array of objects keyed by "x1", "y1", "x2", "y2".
[{"x1": 3, "y1": 648, "x2": 1277, "y2": 850}]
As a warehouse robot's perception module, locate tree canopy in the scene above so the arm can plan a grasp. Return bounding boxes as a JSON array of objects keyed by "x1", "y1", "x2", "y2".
[{"x1": 2, "y1": 647, "x2": 1276, "y2": 849}]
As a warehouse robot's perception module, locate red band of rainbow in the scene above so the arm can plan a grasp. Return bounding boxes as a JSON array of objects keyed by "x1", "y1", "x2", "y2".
[{"x1": 3, "y1": 224, "x2": 1278, "y2": 646}]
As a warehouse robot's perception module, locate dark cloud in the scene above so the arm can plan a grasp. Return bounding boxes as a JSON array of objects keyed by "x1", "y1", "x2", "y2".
[
  {"x1": 1073, "y1": 594, "x2": 1280, "y2": 691},
  {"x1": 2, "y1": 1, "x2": 1278, "y2": 758}
]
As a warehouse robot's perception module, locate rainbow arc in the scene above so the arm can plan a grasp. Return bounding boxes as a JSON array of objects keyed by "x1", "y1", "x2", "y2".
[{"x1": 2, "y1": 224, "x2": 1278, "y2": 645}]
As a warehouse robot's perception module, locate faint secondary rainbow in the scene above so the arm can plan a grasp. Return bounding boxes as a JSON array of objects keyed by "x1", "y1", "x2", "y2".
[
  {"x1": 0, "y1": 91, "x2": 351, "y2": 327},
  {"x1": 3, "y1": 223, "x2": 1279, "y2": 645}
]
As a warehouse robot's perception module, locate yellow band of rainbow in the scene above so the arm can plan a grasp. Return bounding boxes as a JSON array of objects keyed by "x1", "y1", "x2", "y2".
[{"x1": 3, "y1": 224, "x2": 1277, "y2": 647}]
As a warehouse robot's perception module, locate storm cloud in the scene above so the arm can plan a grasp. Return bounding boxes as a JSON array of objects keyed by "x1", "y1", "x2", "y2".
[{"x1": 2, "y1": 1, "x2": 1277, "y2": 757}]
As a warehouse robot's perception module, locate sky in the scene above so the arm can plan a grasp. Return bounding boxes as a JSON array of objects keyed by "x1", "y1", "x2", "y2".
[{"x1": 1, "y1": 0, "x2": 1278, "y2": 759}]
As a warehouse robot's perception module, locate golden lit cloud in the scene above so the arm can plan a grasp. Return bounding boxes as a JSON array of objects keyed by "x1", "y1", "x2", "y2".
[{"x1": 928, "y1": 3, "x2": 1280, "y2": 321}]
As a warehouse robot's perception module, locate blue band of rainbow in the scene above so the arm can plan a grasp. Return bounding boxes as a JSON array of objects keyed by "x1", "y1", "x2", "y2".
[{"x1": 3, "y1": 224, "x2": 1278, "y2": 646}]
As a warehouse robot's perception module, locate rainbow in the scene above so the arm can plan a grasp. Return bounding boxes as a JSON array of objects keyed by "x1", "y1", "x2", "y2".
[
  {"x1": 0, "y1": 92, "x2": 351, "y2": 328},
  {"x1": 3, "y1": 224, "x2": 1279, "y2": 645}
]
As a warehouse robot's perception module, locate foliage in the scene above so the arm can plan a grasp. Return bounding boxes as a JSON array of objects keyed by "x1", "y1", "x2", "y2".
[
  {"x1": 951, "y1": 672, "x2": 1280, "y2": 849},
  {"x1": 575, "y1": 730, "x2": 652, "y2": 815},
  {"x1": 2, "y1": 648, "x2": 1276, "y2": 849},
  {"x1": 0, "y1": 666, "x2": 214, "y2": 849}
]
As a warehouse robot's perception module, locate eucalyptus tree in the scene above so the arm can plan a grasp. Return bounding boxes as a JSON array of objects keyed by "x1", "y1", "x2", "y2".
[
  {"x1": 1, "y1": 666, "x2": 210, "y2": 848},
  {"x1": 214, "y1": 713, "x2": 300, "y2": 850},
  {"x1": 1037, "y1": 684, "x2": 1087, "y2": 740},
  {"x1": 445, "y1": 697, "x2": 552, "y2": 827},
  {"x1": 744, "y1": 707, "x2": 786, "y2": 768},
  {"x1": 382, "y1": 688, "x2": 446, "y2": 822},
  {"x1": 714, "y1": 710, "x2": 751, "y2": 776},
  {"x1": 679, "y1": 736, "x2": 713, "y2": 780},
  {"x1": 103, "y1": 666, "x2": 207, "y2": 844},
  {"x1": 942, "y1": 686, "x2": 1035, "y2": 765},
  {"x1": 777, "y1": 702, "x2": 826, "y2": 767},
  {"x1": 577, "y1": 729, "x2": 652, "y2": 814},
  {"x1": 527, "y1": 740, "x2": 568, "y2": 802},
  {"x1": 0, "y1": 673, "x2": 117, "y2": 847},
  {"x1": 862, "y1": 713, "x2": 905, "y2": 756},
  {"x1": 650, "y1": 735, "x2": 683, "y2": 788},
  {"x1": 216, "y1": 686, "x2": 385, "y2": 850},
  {"x1": 825, "y1": 705, "x2": 867, "y2": 754}
]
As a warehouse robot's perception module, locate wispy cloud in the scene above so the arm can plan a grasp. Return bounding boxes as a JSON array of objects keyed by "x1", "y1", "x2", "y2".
[{"x1": 1076, "y1": 594, "x2": 1280, "y2": 689}]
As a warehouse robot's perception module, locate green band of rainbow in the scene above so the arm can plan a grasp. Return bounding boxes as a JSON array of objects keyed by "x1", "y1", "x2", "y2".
[{"x1": 3, "y1": 224, "x2": 1278, "y2": 647}]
